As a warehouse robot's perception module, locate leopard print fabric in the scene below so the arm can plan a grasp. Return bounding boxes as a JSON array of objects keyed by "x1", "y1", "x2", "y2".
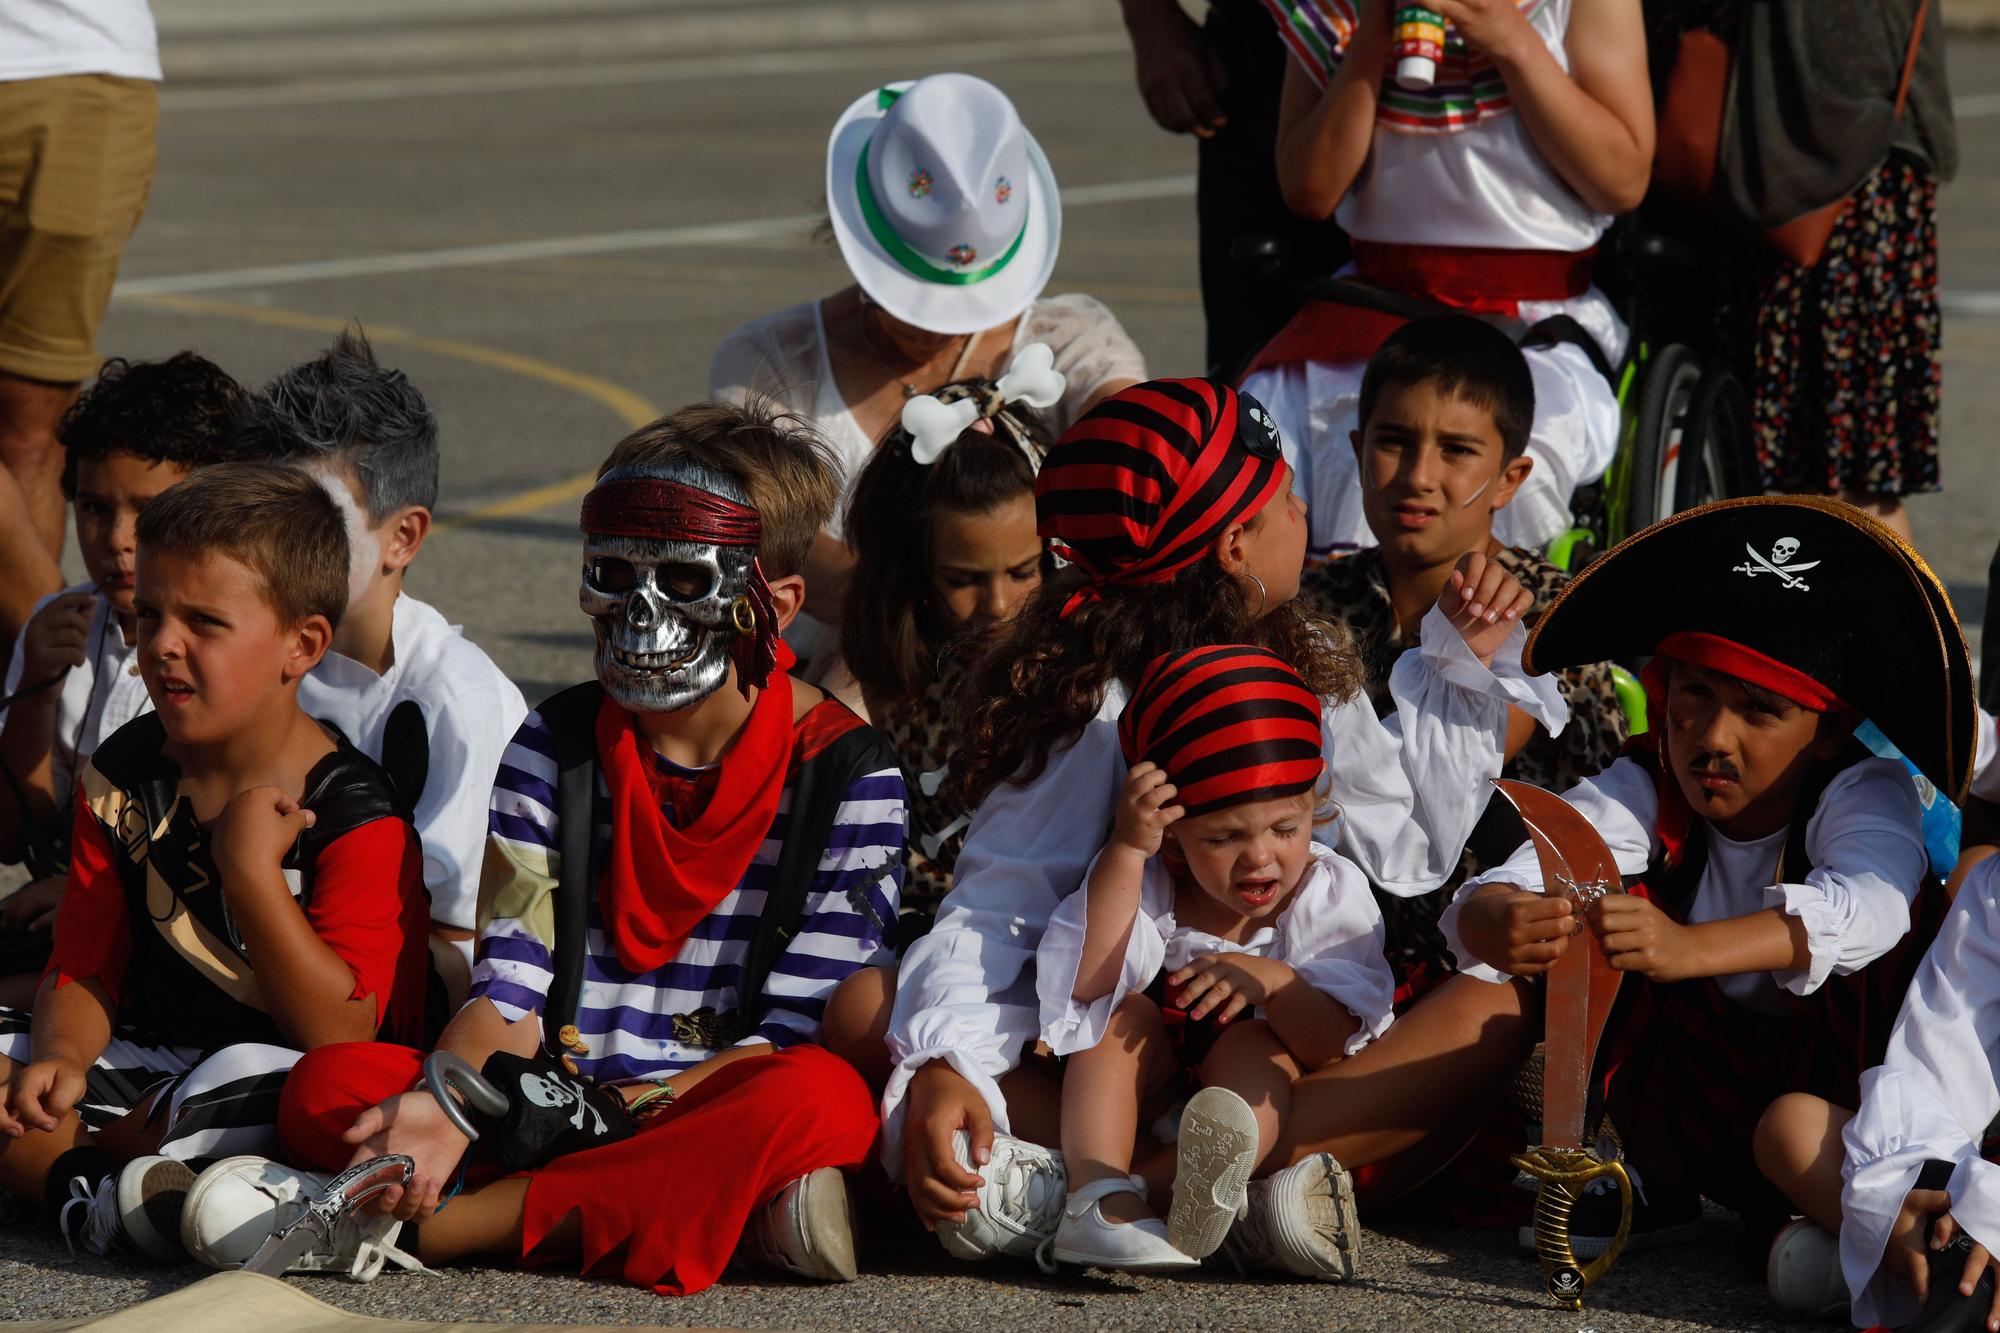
[
  {"x1": 1297, "y1": 546, "x2": 1631, "y2": 1003},
  {"x1": 874, "y1": 652, "x2": 973, "y2": 938}
]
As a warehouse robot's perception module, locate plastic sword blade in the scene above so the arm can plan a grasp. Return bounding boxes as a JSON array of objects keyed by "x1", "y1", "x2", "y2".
[{"x1": 242, "y1": 1155, "x2": 416, "y2": 1277}]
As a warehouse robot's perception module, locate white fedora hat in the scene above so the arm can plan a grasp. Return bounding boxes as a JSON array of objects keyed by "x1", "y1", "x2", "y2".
[{"x1": 826, "y1": 73, "x2": 1061, "y2": 337}]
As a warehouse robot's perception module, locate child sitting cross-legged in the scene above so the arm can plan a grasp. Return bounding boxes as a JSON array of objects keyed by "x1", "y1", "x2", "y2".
[
  {"x1": 0, "y1": 463, "x2": 431, "y2": 1262},
  {"x1": 1036, "y1": 646, "x2": 1391, "y2": 1275},
  {"x1": 0, "y1": 354, "x2": 247, "y2": 989},
  {"x1": 179, "y1": 403, "x2": 907, "y2": 1295}
]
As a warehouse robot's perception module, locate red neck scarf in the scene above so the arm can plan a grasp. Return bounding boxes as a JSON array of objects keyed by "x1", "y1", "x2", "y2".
[{"x1": 592, "y1": 642, "x2": 797, "y2": 974}]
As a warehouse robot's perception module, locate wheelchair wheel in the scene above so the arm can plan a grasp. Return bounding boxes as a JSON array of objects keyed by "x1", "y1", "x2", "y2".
[{"x1": 1627, "y1": 344, "x2": 1745, "y2": 532}]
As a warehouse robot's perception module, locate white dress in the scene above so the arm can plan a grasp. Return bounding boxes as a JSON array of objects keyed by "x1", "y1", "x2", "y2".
[
  {"x1": 1036, "y1": 842, "x2": 1395, "y2": 1060},
  {"x1": 1242, "y1": 0, "x2": 1623, "y2": 557},
  {"x1": 297, "y1": 594, "x2": 528, "y2": 946},
  {"x1": 1438, "y1": 755, "x2": 1930, "y2": 1011},
  {"x1": 882, "y1": 605, "x2": 1567, "y2": 1167},
  {"x1": 1842, "y1": 857, "x2": 2000, "y2": 1327}
]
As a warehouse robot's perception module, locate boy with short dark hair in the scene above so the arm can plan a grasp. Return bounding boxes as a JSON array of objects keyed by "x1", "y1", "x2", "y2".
[
  {"x1": 0, "y1": 353, "x2": 247, "y2": 978},
  {"x1": 1440, "y1": 497, "x2": 1965, "y2": 1315},
  {"x1": 0, "y1": 462, "x2": 431, "y2": 1263},
  {"x1": 185, "y1": 403, "x2": 905, "y2": 1295},
  {"x1": 1297, "y1": 315, "x2": 1628, "y2": 1003},
  {"x1": 237, "y1": 328, "x2": 526, "y2": 1004}
]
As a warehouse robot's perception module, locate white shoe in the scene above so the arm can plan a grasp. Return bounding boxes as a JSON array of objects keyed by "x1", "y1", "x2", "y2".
[
  {"x1": 1220, "y1": 1152, "x2": 1361, "y2": 1282},
  {"x1": 1167, "y1": 1087, "x2": 1261, "y2": 1261},
  {"x1": 117, "y1": 1156, "x2": 196, "y2": 1262},
  {"x1": 181, "y1": 1155, "x2": 425, "y2": 1281},
  {"x1": 934, "y1": 1131, "x2": 1067, "y2": 1262},
  {"x1": 739, "y1": 1167, "x2": 858, "y2": 1282},
  {"x1": 59, "y1": 1173, "x2": 133, "y2": 1260},
  {"x1": 1766, "y1": 1217, "x2": 1849, "y2": 1318},
  {"x1": 1046, "y1": 1175, "x2": 1198, "y2": 1272}
]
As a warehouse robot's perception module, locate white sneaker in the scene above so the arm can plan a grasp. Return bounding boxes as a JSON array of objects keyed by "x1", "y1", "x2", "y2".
[
  {"x1": 739, "y1": 1167, "x2": 859, "y2": 1282},
  {"x1": 181, "y1": 1155, "x2": 425, "y2": 1281},
  {"x1": 1219, "y1": 1153, "x2": 1361, "y2": 1282},
  {"x1": 1766, "y1": 1217, "x2": 1849, "y2": 1318},
  {"x1": 59, "y1": 1173, "x2": 133, "y2": 1260},
  {"x1": 1046, "y1": 1175, "x2": 1197, "y2": 1273},
  {"x1": 117, "y1": 1156, "x2": 196, "y2": 1262},
  {"x1": 1167, "y1": 1087, "x2": 1261, "y2": 1261},
  {"x1": 934, "y1": 1131, "x2": 1067, "y2": 1262}
]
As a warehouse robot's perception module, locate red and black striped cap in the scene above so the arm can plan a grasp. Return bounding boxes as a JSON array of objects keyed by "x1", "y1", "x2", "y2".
[
  {"x1": 1118, "y1": 645, "x2": 1325, "y2": 818},
  {"x1": 1035, "y1": 378, "x2": 1285, "y2": 605}
]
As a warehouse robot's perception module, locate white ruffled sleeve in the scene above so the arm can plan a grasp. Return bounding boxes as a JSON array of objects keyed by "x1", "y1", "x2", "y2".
[
  {"x1": 1329, "y1": 604, "x2": 1568, "y2": 899},
  {"x1": 881, "y1": 689, "x2": 1127, "y2": 1170},
  {"x1": 1035, "y1": 852, "x2": 1173, "y2": 1057},
  {"x1": 1765, "y1": 758, "x2": 1925, "y2": 996},
  {"x1": 1842, "y1": 858, "x2": 2000, "y2": 1327},
  {"x1": 1972, "y1": 708, "x2": 2000, "y2": 803},
  {"x1": 1277, "y1": 847, "x2": 1396, "y2": 1054},
  {"x1": 1438, "y1": 757, "x2": 1659, "y2": 984}
]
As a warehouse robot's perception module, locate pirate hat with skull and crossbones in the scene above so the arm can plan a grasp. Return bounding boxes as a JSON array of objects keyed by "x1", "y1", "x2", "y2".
[{"x1": 1525, "y1": 496, "x2": 1972, "y2": 799}]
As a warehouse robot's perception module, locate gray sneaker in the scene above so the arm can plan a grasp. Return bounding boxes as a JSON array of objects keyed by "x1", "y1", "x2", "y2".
[
  {"x1": 1219, "y1": 1153, "x2": 1361, "y2": 1281},
  {"x1": 934, "y1": 1131, "x2": 1067, "y2": 1262},
  {"x1": 739, "y1": 1167, "x2": 859, "y2": 1282}
]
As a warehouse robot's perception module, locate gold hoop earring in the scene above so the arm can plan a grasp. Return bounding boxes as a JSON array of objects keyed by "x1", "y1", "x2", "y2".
[
  {"x1": 1245, "y1": 572, "x2": 1268, "y2": 618},
  {"x1": 732, "y1": 596, "x2": 756, "y2": 634}
]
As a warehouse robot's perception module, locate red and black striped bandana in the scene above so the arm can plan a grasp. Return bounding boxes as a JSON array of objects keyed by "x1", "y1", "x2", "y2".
[
  {"x1": 1035, "y1": 378, "x2": 1285, "y2": 614},
  {"x1": 1118, "y1": 644, "x2": 1324, "y2": 818}
]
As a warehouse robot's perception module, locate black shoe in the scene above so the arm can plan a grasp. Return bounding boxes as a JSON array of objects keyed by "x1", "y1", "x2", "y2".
[{"x1": 1516, "y1": 1167, "x2": 1703, "y2": 1259}]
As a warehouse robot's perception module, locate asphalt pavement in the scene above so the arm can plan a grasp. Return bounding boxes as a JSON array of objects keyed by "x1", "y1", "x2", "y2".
[{"x1": 4, "y1": 3, "x2": 1999, "y2": 1327}]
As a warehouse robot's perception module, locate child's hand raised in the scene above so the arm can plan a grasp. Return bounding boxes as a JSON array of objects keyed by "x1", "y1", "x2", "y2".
[
  {"x1": 1439, "y1": 550, "x2": 1532, "y2": 668},
  {"x1": 211, "y1": 785, "x2": 315, "y2": 886},
  {"x1": 17, "y1": 591, "x2": 94, "y2": 686},
  {"x1": 1109, "y1": 763, "x2": 1184, "y2": 860}
]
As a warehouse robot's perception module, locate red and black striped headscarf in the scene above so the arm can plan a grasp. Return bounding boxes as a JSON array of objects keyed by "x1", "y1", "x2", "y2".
[
  {"x1": 1036, "y1": 378, "x2": 1286, "y2": 615},
  {"x1": 1118, "y1": 645, "x2": 1324, "y2": 818}
]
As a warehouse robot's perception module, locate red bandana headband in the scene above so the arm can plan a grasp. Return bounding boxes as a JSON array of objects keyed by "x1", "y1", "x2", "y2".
[
  {"x1": 1119, "y1": 645, "x2": 1324, "y2": 818},
  {"x1": 580, "y1": 475, "x2": 780, "y2": 697},
  {"x1": 1652, "y1": 631, "x2": 1849, "y2": 714}
]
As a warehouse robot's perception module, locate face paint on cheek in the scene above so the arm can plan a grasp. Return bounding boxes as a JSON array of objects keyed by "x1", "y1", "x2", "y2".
[
  {"x1": 309, "y1": 466, "x2": 381, "y2": 609},
  {"x1": 1459, "y1": 476, "x2": 1493, "y2": 510}
]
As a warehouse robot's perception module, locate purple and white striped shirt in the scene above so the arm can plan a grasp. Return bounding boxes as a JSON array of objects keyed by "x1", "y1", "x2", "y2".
[{"x1": 469, "y1": 707, "x2": 905, "y2": 1083}]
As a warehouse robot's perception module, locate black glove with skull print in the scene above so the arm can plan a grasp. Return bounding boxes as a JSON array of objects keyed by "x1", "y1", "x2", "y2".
[{"x1": 477, "y1": 1050, "x2": 636, "y2": 1171}]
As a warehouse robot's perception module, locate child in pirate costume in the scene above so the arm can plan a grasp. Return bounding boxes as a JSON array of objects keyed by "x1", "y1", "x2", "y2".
[
  {"x1": 1244, "y1": 0, "x2": 1652, "y2": 559},
  {"x1": 881, "y1": 377, "x2": 1567, "y2": 1266},
  {"x1": 1036, "y1": 646, "x2": 1393, "y2": 1275},
  {"x1": 824, "y1": 346, "x2": 1061, "y2": 936},
  {"x1": 1439, "y1": 497, "x2": 1968, "y2": 1311},
  {"x1": 0, "y1": 464, "x2": 432, "y2": 1262},
  {"x1": 187, "y1": 404, "x2": 906, "y2": 1295},
  {"x1": 1295, "y1": 315, "x2": 1629, "y2": 1009}
]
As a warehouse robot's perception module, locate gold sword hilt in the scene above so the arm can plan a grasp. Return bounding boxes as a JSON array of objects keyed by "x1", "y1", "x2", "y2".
[{"x1": 1509, "y1": 1145, "x2": 1632, "y2": 1310}]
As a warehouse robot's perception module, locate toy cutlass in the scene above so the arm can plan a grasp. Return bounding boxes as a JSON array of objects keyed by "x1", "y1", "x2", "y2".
[{"x1": 1493, "y1": 779, "x2": 1633, "y2": 1310}]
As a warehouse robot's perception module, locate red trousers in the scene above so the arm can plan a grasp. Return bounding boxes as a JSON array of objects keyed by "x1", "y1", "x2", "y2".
[{"x1": 277, "y1": 1041, "x2": 880, "y2": 1296}]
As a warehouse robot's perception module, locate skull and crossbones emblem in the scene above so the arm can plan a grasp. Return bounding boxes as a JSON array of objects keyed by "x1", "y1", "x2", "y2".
[
  {"x1": 1733, "y1": 536, "x2": 1820, "y2": 592},
  {"x1": 518, "y1": 1068, "x2": 609, "y2": 1137}
]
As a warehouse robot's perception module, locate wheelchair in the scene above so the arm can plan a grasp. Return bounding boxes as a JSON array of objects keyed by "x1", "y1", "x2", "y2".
[{"x1": 1222, "y1": 219, "x2": 1757, "y2": 576}]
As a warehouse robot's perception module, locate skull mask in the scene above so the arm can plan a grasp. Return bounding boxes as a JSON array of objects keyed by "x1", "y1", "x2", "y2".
[
  {"x1": 1771, "y1": 537, "x2": 1801, "y2": 565},
  {"x1": 579, "y1": 462, "x2": 761, "y2": 714}
]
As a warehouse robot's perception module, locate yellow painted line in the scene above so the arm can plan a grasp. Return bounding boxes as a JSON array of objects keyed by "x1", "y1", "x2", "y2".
[{"x1": 122, "y1": 292, "x2": 659, "y2": 530}]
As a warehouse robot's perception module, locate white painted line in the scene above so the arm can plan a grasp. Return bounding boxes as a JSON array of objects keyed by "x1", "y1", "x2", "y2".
[
  {"x1": 1957, "y1": 92, "x2": 2000, "y2": 118},
  {"x1": 113, "y1": 175, "x2": 1197, "y2": 298},
  {"x1": 158, "y1": 32, "x2": 1129, "y2": 112},
  {"x1": 1945, "y1": 291, "x2": 2000, "y2": 317}
]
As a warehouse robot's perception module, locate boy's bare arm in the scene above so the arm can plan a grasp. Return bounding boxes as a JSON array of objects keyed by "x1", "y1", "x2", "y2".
[
  {"x1": 0, "y1": 701, "x2": 58, "y2": 863},
  {"x1": 1273, "y1": 13, "x2": 1393, "y2": 218},
  {"x1": 211, "y1": 785, "x2": 381, "y2": 1048},
  {"x1": 1433, "y1": 0, "x2": 1654, "y2": 215}
]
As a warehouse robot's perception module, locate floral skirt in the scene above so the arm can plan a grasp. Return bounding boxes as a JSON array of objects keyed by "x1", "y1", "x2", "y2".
[{"x1": 1750, "y1": 154, "x2": 1942, "y2": 499}]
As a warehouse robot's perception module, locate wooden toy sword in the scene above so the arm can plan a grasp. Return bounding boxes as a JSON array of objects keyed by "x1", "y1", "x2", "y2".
[{"x1": 1492, "y1": 779, "x2": 1633, "y2": 1310}]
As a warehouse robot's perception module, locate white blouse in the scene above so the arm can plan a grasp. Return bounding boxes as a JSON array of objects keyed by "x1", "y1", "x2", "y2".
[
  {"x1": 1842, "y1": 858, "x2": 2000, "y2": 1327},
  {"x1": 1035, "y1": 842, "x2": 1395, "y2": 1060},
  {"x1": 707, "y1": 293, "x2": 1147, "y2": 541},
  {"x1": 1438, "y1": 754, "x2": 1928, "y2": 1012},
  {"x1": 881, "y1": 605, "x2": 1567, "y2": 1165}
]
